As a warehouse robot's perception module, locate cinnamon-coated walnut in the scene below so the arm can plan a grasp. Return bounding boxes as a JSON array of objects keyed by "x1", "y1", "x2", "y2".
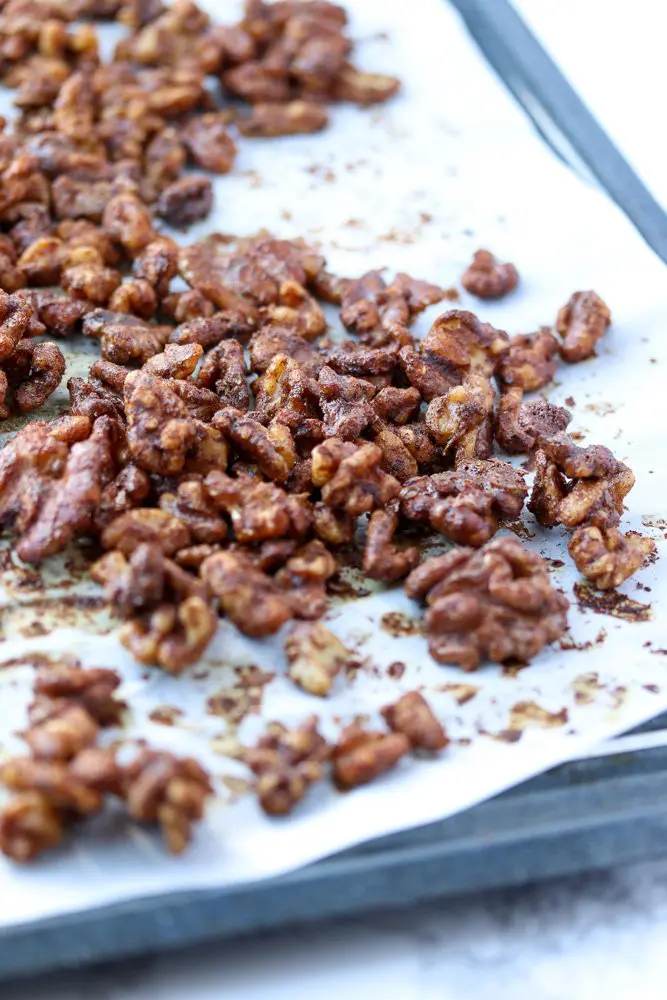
[
  {"x1": 425, "y1": 373, "x2": 494, "y2": 460},
  {"x1": 213, "y1": 407, "x2": 295, "y2": 481},
  {"x1": 318, "y1": 364, "x2": 374, "y2": 439},
  {"x1": 22, "y1": 702, "x2": 99, "y2": 762},
  {"x1": 311, "y1": 438, "x2": 401, "y2": 515},
  {"x1": 143, "y1": 342, "x2": 203, "y2": 380},
  {"x1": 119, "y1": 596, "x2": 217, "y2": 674},
  {"x1": 238, "y1": 100, "x2": 328, "y2": 137},
  {"x1": 556, "y1": 290, "x2": 611, "y2": 363},
  {"x1": 248, "y1": 324, "x2": 324, "y2": 377},
  {"x1": 181, "y1": 112, "x2": 237, "y2": 172},
  {"x1": 93, "y1": 462, "x2": 151, "y2": 530},
  {"x1": 284, "y1": 620, "x2": 351, "y2": 696},
  {"x1": 461, "y1": 249, "x2": 518, "y2": 300},
  {"x1": 372, "y1": 385, "x2": 421, "y2": 425},
  {"x1": 201, "y1": 548, "x2": 293, "y2": 638},
  {"x1": 156, "y1": 175, "x2": 213, "y2": 228},
  {"x1": 132, "y1": 238, "x2": 179, "y2": 297},
  {"x1": 363, "y1": 506, "x2": 419, "y2": 583},
  {"x1": 381, "y1": 691, "x2": 448, "y2": 751},
  {"x1": 497, "y1": 328, "x2": 559, "y2": 391},
  {"x1": 264, "y1": 278, "x2": 325, "y2": 339},
  {"x1": 421, "y1": 310, "x2": 509, "y2": 378},
  {"x1": 204, "y1": 470, "x2": 310, "y2": 543},
  {"x1": 406, "y1": 537, "x2": 569, "y2": 670},
  {"x1": 568, "y1": 525, "x2": 656, "y2": 591},
  {"x1": 373, "y1": 426, "x2": 419, "y2": 482},
  {"x1": 169, "y1": 309, "x2": 256, "y2": 348},
  {"x1": 495, "y1": 392, "x2": 571, "y2": 456},
  {"x1": 31, "y1": 665, "x2": 124, "y2": 727},
  {"x1": 244, "y1": 717, "x2": 330, "y2": 816},
  {"x1": 400, "y1": 459, "x2": 527, "y2": 547},
  {"x1": 331, "y1": 723, "x2": 409, "y2": 789},
  {"x1": 108, "y1": 278, "x2": 158, "y2": 319},
  {"x1": 121, "y1": 749, "x2": 213, "y2": 854},
  {"x1": 0, "y1": 791, "x2": 64, "y2": 862},
  {"x1": 101, "y1": 507, "x2": 190, "y2": 556},
  {"x1": 5, "y1": 339, "x2": 66, "y2": 413}
]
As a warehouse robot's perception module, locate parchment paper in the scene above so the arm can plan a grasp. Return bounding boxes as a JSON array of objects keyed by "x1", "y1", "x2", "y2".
[{"x1": 1, "y1": 0, "x2": 666, "y2": 929}]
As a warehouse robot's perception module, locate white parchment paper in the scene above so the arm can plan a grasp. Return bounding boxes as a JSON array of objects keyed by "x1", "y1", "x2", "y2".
[{"x1": 1, "y1": 0, "x2": 667, "y2": 929}]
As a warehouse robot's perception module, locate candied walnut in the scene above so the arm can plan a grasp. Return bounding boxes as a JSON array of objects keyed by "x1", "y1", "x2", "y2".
[
  {"x1": 0, "y1": 791, "x2": 64, "y2": 862},
  {"x1": 406, "y1": 538, "x2": 569, "y2": 670},
  {"x1": 425, "y1": 374, "x2": 494, "y2": 460},
  {"x1": 202, "y1": 549, "x2": 293, "y2": 638},
  {"x1": 204, "y1": 470, "x2": 308, "y2": 543},
  {"x1": 254, "y1": 353, "x2": 321, "y2": 424},
  {"x1": 52, "y1": 175, "x2": 112, "y2": 223},
  {"x1": 23, "y1": 703, "x2": 99, "y2": 762},
  {"x1": 265, "y1": 278, "x2": 325, "y2": 339},
  {"x1": 143, "y1": 342, "x2": 203, "y2": 379},
  {"x1": 339, "y1": 270, "x2": 407, "y2": 337},
  {"x1": 91, "y1": 314, "x2": 170, "y2": 366},
  {"x1": 381, "y1": 692, "x2": 448, "y2": 751},
  {"x1": 331, "y1": 65, "x2": 400, "y2": 103},
  {"x1": 461, "y1": 249, "x2": 519, "y2": 300},
  {"x1": 527, "y1": 451, "x2": 567, "y2": 528},
  {"x1": 372, "y1": 385, "x2": 421, "y2": 425},
  {"x1": 363, "y1": 507, "x2": 419, "y2": 583},
  {"x1": 495, "y1": 391, "x2": 571, "y2": 456},
  {"x1": 108, "y1": 279, "x2": 158, "y2": 320},
  {"x1": 120, "y1": 596, "x2": 217, "y2": 675},
  {"x1": 312, "y1": 438, "x2": 401, "y2": 515},
  {"x1": 16, "y1": 236, "x2": 63, "y2": 285},
  {"x1": 36, "y1": 291, "x2": 90, "y2": 337},
  {"x1": 166, "y1": 379, "x2": 221, "y2": 423},
  {"x1": 569, "y1": 525, "x2": 656, "y2": 590},
  {"x1": 61, "y1": 262, "x2": 122, "y2": 305},
  {"x1": 313, "y1": 500, "x2": 355, "y2": 546},
  {"x1": 159, "y1": 479, "x2": 228, "y2": 544},
  {"x1": 133, "y1": 238, "x2": 179, "y2": 298},
  {"x1": 170, "y1": 309, "x2": 256, "y2": 348},
  {"x1": 326, "y1": 343, "x2": 398, "y2": 377},
  {"x1": 1, "y1": 757, "x2": 102, "y2": 818},
  {"x1": 400, "y1": 459, "x2": 527, "y2": 547},
  {"x1": 238, "y1": 100, "x2": 329, "y2": 137},
  {"x1": 103, "y1": 192, "x2": 156, "y2": 257},
  {"x1": 5, "y1": 339, "x2": 66, "y2": 413},
  {"x1": 398, "y1": 345, "x2": 459, "y2": 403},
  {"x1": 395, "y1": 422, "x2": 438, "y2": 470},
  {"x1": 181, "y1": 112, "x2": 237, "y2": 172},
  {"x1": 17, "y1": 417, "x2": 116, "y2": 563},
  {"x1": 318, "y1": 364, "x2": 375, "y2": 439},
  {"x1": 556, "y1": 290, "x2": 611, "y2": 363},
  {"x1": 156, "y1": 176, "x2": 213, "y2": 229},
  {"x1": 120, "y1": 749, "x2": 212, "y2": 853},
  {"x1": 163, "y1": 288, "x2": 215, "y2": 323},
  {"x1": 94, "y1": 540, "x2": 207, "y2": 618},
  {"x1": 213, "y1": 407, "x2": 294, "y2": 481},
  {"x1": 274, "y1": 538, "x2": 336, "y2": 621},
  {"x1": 332, "y1": 723, "x2": 409, "y2": 789},
  {"x1": 0, "y1": 289, "x2": 33, "y2": 361},
  {"x1": 422, "y1": 310, "x2": 509, "y2": 378},
  {"x1": 284, "y1": 621, "x2": 351, "y2": 696},
  {"x1": 373, "y1": 426, "x2": 419, "y2": 482},
  {"x1": 32, "y1": 666, "x2": 124, "y2": 727},
  {"x1": 222, "y1": 61, "x2": 290, "y2": 103},
  {"x1": 198, "y1": 339, "x2": 251, "y2": 410},
  {"x1": 93, "y1": 462, "x2": 150, "y2": 530},
  {"x1": 101, "y1": 507, "x2": 190, "y2": 556},
  {"x1": 497, "y1": 328, "x2": 559, "y2": 391},
  {"x1": 244, "y1": 717, "x2": 330, "y2": 817}
]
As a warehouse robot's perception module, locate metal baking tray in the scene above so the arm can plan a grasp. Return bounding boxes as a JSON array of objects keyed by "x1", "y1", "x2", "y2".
[{"x1": 3, "y1": 0, "x2": 667, "y2": 982}]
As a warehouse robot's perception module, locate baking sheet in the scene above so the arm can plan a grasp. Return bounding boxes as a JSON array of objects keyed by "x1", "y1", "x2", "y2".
[{"x1": 1, "y1": 0, "x2": 667, "y2": 930}]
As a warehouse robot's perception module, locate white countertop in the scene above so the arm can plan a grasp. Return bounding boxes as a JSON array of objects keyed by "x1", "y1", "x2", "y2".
[{"x1": 5, "y1": 3, "x2": 667, "y2": 997}]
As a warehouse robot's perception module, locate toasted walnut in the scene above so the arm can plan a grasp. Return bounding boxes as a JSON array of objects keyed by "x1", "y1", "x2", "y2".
[
  {"x1": 202, "y1": 549, "x2": 294, "y2": 638},
  {"x1": 121, "y1": 749, "x2": 212, "y2": 853},
  {"x1": 37, "y1": 292, "x2": 91, "y2": 337},
  {"x1": 332, "y1": 65, "x2": 400, "y2": 103},
  {"x1": 181, "y1": 112, "x2": 236, "y2": 172},
  {"x1": 400, "y1": 459, "x2": 527, "y2": 547},
  {"x1": 527, "y1": 451, "x2": 567, "y2": 527},
  {"x1": 497, "y1": 328, "x2": 559, "y2": 391},
  {"x1": 373, "y1": 426, "x2": 419, "y2": 482},
  {"x1": 313, "y1": 500, "x2": 355, "y2": 546},
  {"x1": 107, "y1": 279, "x2": 158, "y2": 320},
  {"x1": 17, "y1": 416, "x2": 116, "y2": 563},
  {"x1": 244, "y1": 717, "x2": 330, "y2": 816},
  {"x1": 398, "y1": 344, "x2": 459, "y2": 402},
  {"x1": 5, "y1": 339, "x2": 66, "y2": 413},
  {"x1": 238, "y1": 99, "x2": 328, "y2": 137},
  {"x1": 213, "y1": 407, "x2": 294, "y2": 481},
  {"x1": 0, "y1": 791, "x2": 64, "y2": 862},
  {"x1": 156, "y1": 175, "x2": 213, "y2": 229},
  {"x1": 143, "y1": 342, "x2": 203, "y2": 379},
  {"x1": 170, "y1": 309, "x2": 256, "y2": 348},
  {"x1": 103, "y1": 192, "x2": 156, "y2": 257},
  {"x1": 120, "y1": 596, "x2": 217, "y2": 674},
  {"x1": 0, "y1": 290, "x2": 33, "y2": 361},
  {"x1": 89, "y1": 314, "x2": 171, "y2": 366},
  {"x1": 421, "y1": 310, "x2": 509, "y2": 378},
  {"x1": 312, "y1": 438, "x2": 400, "y2": 515},
  {"x1": 265, "y1": 278, "x2": 325, "y2": 339},
  {"x1": 363, "y1": 506, "x2": 419, "y2": 583},
  {"x1": 317, "y1": 365, "x2": 374, "y2": 439},
  {"x1": 248, "y1": 324, "x2": 324, "y2": 377},
  {"x1": 17, "y1": 236, "x2": 63, "y2": 285},
  {"x1": 101, "y1": 507, "x2": 190, "y2": 556},
  {"x1": 406, "y1": 538, "x2": 568, "y2": 670},
  {"x1": 205, "y1": 469, "x2": 309, "y2": 543},
  {"x1": 1, "y1": 757, "x2": 103, "y2": 819},
  {"x1": 284, "y1": 621, "x2": 351, "y2": 696},
  {"x1": 132, "y1": 238, "x2": 179, "y2": 298},
  {"x1": 381, "y1": 692, "x2": 448, "y2": 751},
  {"x1": 124, "y1": 371, "x2": 196, "y2": 475},
  {"x1": 372, "y1": 385, "x2": 421, "y2": 425},
  {"x1": 425, "y1": 373, "x2": 494, "y2": 460},
  {"x1": 332, "y1": 723, "x2": 409, "y2": 789},
  {"x1": 569, "y1": 525, "x2": 655, "y2": 591},
  {"x1": 461, "y1": 249, "x2": 518, "y2": 300},
  {"x1": 163, "y1": 288, "x2": 215, "y2": 323},
  {"x1": 198, "y1": 340, "x2": 251, "y2": 411},
  {"x1": 556, "y1": 291, "x2": 611, "y2": 363},
  {"x1": 32, "y1": 666, "x2": 124, "y2": 727},
  {"x1": 94, "y1": 462, "x2": 151, "y2": 530},
  {"x1": 157, "y1": 482, "x2": 224, "y2": 547},
  {"x1": 495, "y1": 391, "x2": 571, "y2": 456},
  {"x1": 253, "y1": 353, "x2": 322, "y2": 426},
  {"x1": 395, "y1": 422, "x2": 438, "y2": 471},
  {"x1": 22, "y1": 701, "x2": 99, "y2": 762}
]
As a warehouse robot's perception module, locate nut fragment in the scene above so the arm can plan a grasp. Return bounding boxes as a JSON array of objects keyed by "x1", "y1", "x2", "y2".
[
  {"x1": 332, "y1": 724, "x2": 409, "y2": 789},
  {"x1": 381, "y1": 692, "x2": 448, "y2": 750},
  {"x1": 244, "y1": 717, "x2": 330, "y2": 816},
  {"x1": 284, "y1": 621, "x2": 351, "y2": 696}
]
